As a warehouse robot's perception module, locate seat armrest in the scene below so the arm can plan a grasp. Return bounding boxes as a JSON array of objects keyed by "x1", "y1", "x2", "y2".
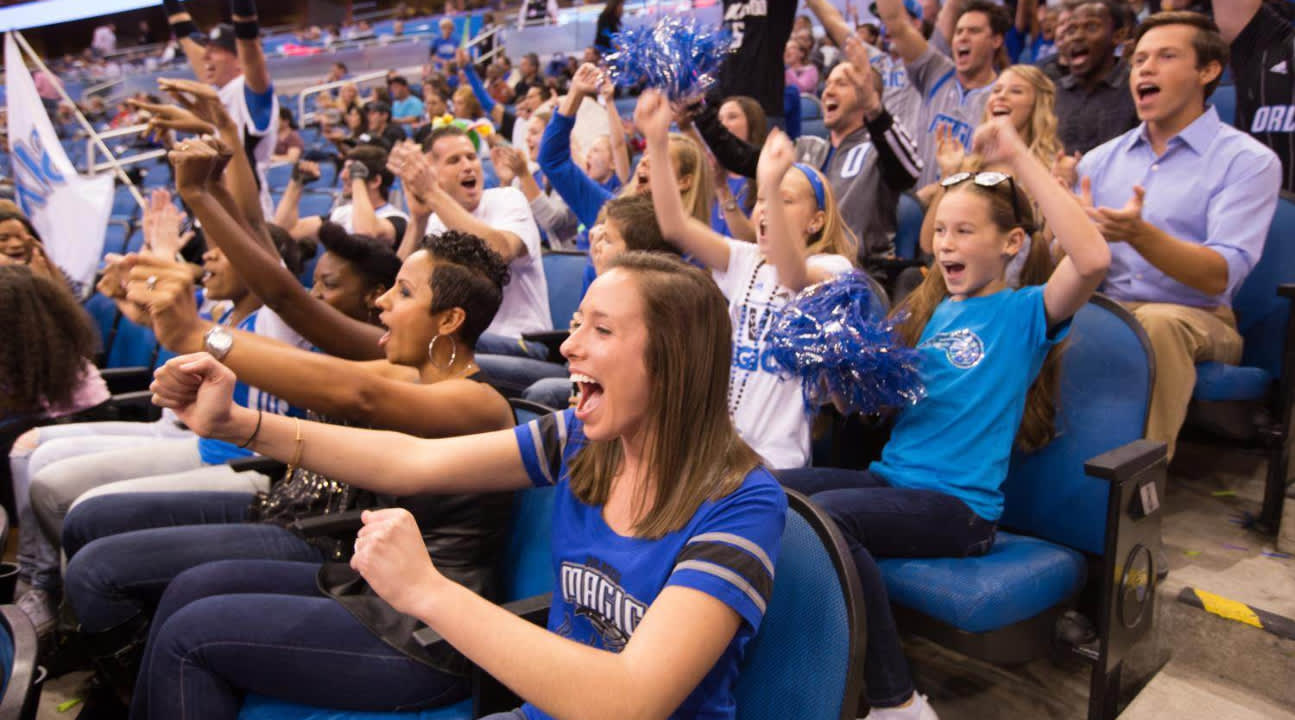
[
  {"x1": 1083, "y1": 439, "x2": 1167, "y2": 484},
  {"x1": 101, "y1": 390, "x2": 162, "y2": 422},
  {"x1": 522, "y1": 331, "x2": 571, "y2": 363},
  {"x1": 413, "y1": 592, "x2": 552, "y2": 649},
  {"x1": 1277, "y1": 283, "x2": 1295, "y2": 298},
  {"x1": 289, "y1": 510, "x2": 364, "y2": 539},
  {"x1": 100, "y1": 366, "x2": 153, "y2": 394},
  {"x1": 228, "y1": 457, "x2": 288, "y2": 477}
]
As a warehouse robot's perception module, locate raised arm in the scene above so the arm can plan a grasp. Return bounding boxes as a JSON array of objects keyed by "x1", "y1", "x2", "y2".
[
  {"x1": 935, "y1": 0, "x2": 961, "y2": 54},
  {"x1": 975, "y1": 120, "x2": 1108, "y2": 325},
  {"x1": 344, "y1": 160, "x2": 398, "y2": 244},
  {"x1": 876, "y1": 0, "x2": 931, "y2": 63},
  {"x1": 162, "y1": 0, "x2": 206, "y2": 79},
  {"x1": 170, "y1": 144, "x2": 386, "y2": 360},
  {"x1": 756, "y1": 131, "x2": 817, "y2": 293},
  {"x1": 390, "y1": 143, "x2": 435, "y2": 259},
  {"x1": 537, "y1": 66, "x2": 614, "y2": 227},
  {"x1": 600, "y1": 81, "x2": 632, "y2": 184},
  {"x1": 843, "y1": 36, "x2": 922, "y2": 192},
  {"x1": 231, "y1": 0, "x2": 271, "y2": 94},
  {"x1": 150, "y1": 353, "x2": 531, "y2": 496},
  {"x1": 638, "y1": 90, "x2": 731, "y2": 271},
  {"x1": 805, "y1": 0, "x2": 855, "y2": 49}
]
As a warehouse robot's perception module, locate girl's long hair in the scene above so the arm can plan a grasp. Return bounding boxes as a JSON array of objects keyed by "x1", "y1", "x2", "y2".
[
  {"x1": 993, "y1": 65, "x2": 1061, "y2": 171},
  {"x1": 568, "y1": 253, "x2": 761, "y2": 538},
  {"x1": 895, "y1": 181, "x2": 1063, "y2": 452}
]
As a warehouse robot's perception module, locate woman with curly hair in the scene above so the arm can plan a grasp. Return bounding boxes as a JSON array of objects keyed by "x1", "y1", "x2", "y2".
[{"x1": 0, "y1": 265, "x2": 106, "y2": 419}]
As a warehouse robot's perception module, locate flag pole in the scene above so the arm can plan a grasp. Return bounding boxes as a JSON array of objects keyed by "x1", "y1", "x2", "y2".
[{"x1": 10, "y1": 31, "x2": 147, "y2": 210}]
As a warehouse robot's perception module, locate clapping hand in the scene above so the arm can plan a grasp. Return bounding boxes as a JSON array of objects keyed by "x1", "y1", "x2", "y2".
[
  {"x1": 970, "y1": 117, "x2": 1028, "y2": 169},
  {"x1": 756, "y1": 128, "x2": 797, "y2": 190},
  {"x1": 935, "y1": 124, "x2": 966, "y2": 179},
  {"x1": 1079, "y1": 177, "x2": 1147, "y2": 245}
]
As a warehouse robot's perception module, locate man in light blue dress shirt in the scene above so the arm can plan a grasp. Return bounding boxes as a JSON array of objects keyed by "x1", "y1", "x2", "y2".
[{"x1": 1077, "y1": 11, "x2": 1281, "y2": 457}]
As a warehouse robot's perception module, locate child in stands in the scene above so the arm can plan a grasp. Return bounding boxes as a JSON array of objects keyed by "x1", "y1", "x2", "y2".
[
  {"x1": 639, "y1": 88, "x2": 857, "y2": 469},
  {"x1": 779, "y1": 117, "x2": 1110, "y2": 720}
]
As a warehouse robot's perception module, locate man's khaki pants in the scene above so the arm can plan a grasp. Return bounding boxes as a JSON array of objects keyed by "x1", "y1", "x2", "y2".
[{"x1": 1122, "y1": 302, "x2": 1243, "y2": 459}]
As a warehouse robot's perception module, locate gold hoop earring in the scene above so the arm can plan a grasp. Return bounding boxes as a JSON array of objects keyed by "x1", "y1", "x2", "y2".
[{"x1": 427, "y1": 334, "x2": 457, "y2": 370}]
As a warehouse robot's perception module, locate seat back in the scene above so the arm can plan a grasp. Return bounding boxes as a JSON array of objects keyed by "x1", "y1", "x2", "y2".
[
  {"x1": 799, "y1": 93, "x2": 823, "y2": 121},
  {"x1": 1232, "y1": 192, "x2": 1295, "y2": 379},
  {"x1": 1212, "y1": 84, "x2": 1236, "y2": 126},
  {"x1": 895, "y1": 192, "x2": 923, "y2": 260},
  {"x1": 735, "y1": 490, "x2": 864, "y2": 720},
  {"x1": 1000, "y1": 296, "x2": 1153, "y2": 555},
  {"x1": 503, "y1": 399, "x2": 559, "y2": 603},
  {"x1": 541, "y1": 251, "x2": 588, "y2": 330}
]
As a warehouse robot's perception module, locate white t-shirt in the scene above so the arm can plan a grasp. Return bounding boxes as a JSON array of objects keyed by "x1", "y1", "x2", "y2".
[
  {"x1": 219, "y1": 75, "x2": 279, "y2": 220},
  {"x1": 425, "y1": 187, "x2": 552, "y2": 337},
  {"x1": 712, "y1": 240, "x2": 852, "y2": 469},
  {"x1": 328, "y1": 202, "x2": 410, "y2": 245}
]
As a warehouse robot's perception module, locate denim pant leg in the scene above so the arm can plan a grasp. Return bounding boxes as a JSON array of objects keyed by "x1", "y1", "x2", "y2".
[
  {"x1": 775, "y1": 468, "x2": 997, "y2": 708},
  {"x1": 139, "y1": 559, "x2": 468, "y2": 720},
  {"x1": 15, "y1": 432, "x2": 193, "y2": 594},
  {"x1": 522, "y1": 377, "x2": 573, "y2": 409},
  {"x1": 63, "y1": 494, "x2": 325, "y2": 633},
  {"x1": 476, "y1": 332, "x2": 550, "y2": 361}
]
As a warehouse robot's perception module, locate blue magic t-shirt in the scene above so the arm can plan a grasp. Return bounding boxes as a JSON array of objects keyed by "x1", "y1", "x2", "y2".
[
  {"x1": 870, "y1": 286, "x2": 1069, "y2": 521},
  {"x1": 198, "y1": 303, "x2": 309, "y2": 465},
  {"x1": 515, "y1": 410, "x2": 786, "y2": 720}
]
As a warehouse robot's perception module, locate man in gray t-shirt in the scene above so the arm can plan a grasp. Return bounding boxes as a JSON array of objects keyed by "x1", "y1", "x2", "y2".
[{"x1": 876, "y1": 0, "x2": 1010, "y2": 187}]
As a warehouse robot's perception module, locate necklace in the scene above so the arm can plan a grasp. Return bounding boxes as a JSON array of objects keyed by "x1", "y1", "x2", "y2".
[{"x1": 728, "y1": 259, "x2": 770, "y2": 416}]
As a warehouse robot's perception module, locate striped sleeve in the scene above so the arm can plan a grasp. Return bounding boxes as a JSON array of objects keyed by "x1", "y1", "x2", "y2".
[
  {"x1": 667, "y1": 473, "x2": 787, "y2": 630},
  {"x1": 513, "y1": 409, "x2": 577, "y2": 488},
  {"x1": 866, "y1": 107, "x2": 923, "y2": 192}
]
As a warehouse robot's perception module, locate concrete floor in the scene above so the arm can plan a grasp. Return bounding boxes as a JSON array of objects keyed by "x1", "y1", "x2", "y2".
[{"x1": 23, "y1": 442, "x2": 1295, "y2": 720}]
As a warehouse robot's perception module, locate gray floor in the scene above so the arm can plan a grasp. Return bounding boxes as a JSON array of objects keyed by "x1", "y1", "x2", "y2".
[{"x1": 28, "y1": 443, "x2": 1295, "y2": 720}]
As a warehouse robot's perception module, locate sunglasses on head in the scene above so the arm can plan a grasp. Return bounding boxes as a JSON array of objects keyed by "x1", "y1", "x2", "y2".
[{"x1": 940, "y1": 171, "x2": 1027, "y2": 230}]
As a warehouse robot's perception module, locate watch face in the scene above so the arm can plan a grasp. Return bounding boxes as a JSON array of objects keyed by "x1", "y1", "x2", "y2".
[{"x1": 207, "y1": 328, "x2": 233, "y2": 357}]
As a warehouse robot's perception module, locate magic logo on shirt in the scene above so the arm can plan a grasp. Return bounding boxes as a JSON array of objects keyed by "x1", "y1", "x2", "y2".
[
  {"x1": 928, "y1": 113, "x2": 973, "y2": 149},
  {"x1": 920, "y1": 328, "x2": 984, "y2": 369},
  {"x1": 558, "y1": 559, "x2": 648, "y2": 652}
]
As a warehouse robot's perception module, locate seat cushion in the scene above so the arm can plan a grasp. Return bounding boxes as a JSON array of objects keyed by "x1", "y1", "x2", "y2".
[
  {"x1": 239, "y1": 696, "x2": 472, "y2": 720},
  {"x1": 1193, "y1": 362, "x2": 1273, "y2": 402},
  {"x1": 876, "y1": 532, "x2": 1086, "y2": 634}
]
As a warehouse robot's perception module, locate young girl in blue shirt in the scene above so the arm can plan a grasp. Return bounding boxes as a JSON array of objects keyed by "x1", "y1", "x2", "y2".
[
  {"x1": 779, "y1": 117, "x2": 1111, "y2": 720},
  {"x1": 147, "y1": 251, "x2": 787, "y2": 720}
]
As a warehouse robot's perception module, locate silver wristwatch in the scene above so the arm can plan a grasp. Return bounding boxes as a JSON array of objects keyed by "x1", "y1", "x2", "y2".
[{"x1": 203, "y1": 326, "x2": 235, "y2": 361}]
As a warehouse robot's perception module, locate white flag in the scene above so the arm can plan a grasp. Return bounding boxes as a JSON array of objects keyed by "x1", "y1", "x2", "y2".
[{"x1": 5, "y1": 31, "x2": 114, "y2": 296}]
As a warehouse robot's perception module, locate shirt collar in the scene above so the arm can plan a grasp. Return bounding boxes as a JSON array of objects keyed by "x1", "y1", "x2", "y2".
[{"x1": 1127, "y1": 105, "x2": 1221, "y2": 155}]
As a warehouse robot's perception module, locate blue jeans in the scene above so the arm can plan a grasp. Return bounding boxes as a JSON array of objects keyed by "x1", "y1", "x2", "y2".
[
  {"x1": 476, "y1": 354, "x2": 568, "y2": 396},
  {"x1": 62, "y1": 491, "x2": 327, "y2": 633},
  {"x1": 137, "y1": 559, "x2": 467, "y2": 719},
  {"x1": 523, "y1": 377, "x2": 573, "y2": 409},
  {"x1": 475, "y1": 333, "x2": 550, "y2": 361},
  {"x1": 776, "y1": 468, "x2": 997, "y2": 708}
]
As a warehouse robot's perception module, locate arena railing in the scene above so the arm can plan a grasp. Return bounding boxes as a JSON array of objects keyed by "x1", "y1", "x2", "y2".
[
  {"x1": 295, "y1": 69, "x2": 390, "y2": 128},
  {"x1": 85, "y1": 124, "x2": 166, "y2": 175}
]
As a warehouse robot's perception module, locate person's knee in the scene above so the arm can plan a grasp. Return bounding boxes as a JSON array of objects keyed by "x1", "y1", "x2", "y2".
[
  {"x1": 155, "y1": 561, "x2": 253, "y2": 628},
  {"x1": 11, "y1": 428, "x2": 40, "y2": 457},
  {"x1": 1132, "y1": 306, "x2": 1194, "y2": 350}
]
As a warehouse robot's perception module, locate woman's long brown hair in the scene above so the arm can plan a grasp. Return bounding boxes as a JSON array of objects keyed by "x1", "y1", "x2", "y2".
[
  {"x1": 895, "y1": 181, "x2": 1064, "y2": 452},
  {"x1": 568, "y1": 253, "x2": 761, "y2": 538}
]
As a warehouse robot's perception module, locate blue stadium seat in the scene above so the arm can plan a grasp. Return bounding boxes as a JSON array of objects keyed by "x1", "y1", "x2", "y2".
[
  {"x1": 539, "y1": 250, "x2": 587, "y2": 330},
  {"x1": 733, "y1": 490, "x2": 864, "y2": 720},
  {"x1": 799, "y1": 93, "x2": 823, "y2": 121},
  {"x1": 1190, "y1": 191, "x2": 1295, "y2": 530},
  {"x1": 801, "y1": 120, "x2": 828, "y2": 139},
  {"x1": 895, "y1": 192, "x2": 923, "y2": 260},
  {"x1": 102, "y1": 219, "x2": 132, "y2": 257},
  {"x1": 1213, "y1": 84, "x2": 1236, "y2": 126},
  {"x1": 0, "y1": 604, "x2": 40, "y2": 719},
  {"x1": 298, "y1": 191, "x2": 338, "y2": 220},
  {"x1": 316, "y1": 162, "x2": 339, "y2": 189},
  {"x1": 876, "y1": 296, "x2": 1165, "y2": 719},
  {"x1": 266, "y1": 163, "x2": 294, "y2": 190},
  {"x1": 111, "y1": 185, "x2": 140, "y2": 221}
]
